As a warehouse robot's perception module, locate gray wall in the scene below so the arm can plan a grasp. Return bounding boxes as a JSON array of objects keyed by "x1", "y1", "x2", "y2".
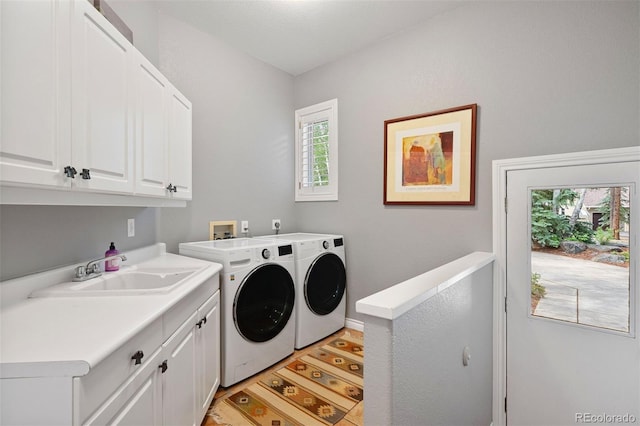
[
  {"x1": 364, "y1": 264, "x2": 494, "y2": 425},
  {"x1": 154, "y1": 12, "x2": 297, "y2": 253},
  {"x1": 1, "y1": 1, "x2": 638, "y2": 309},
  {"x1": 108, "y1": 0, "x2": 159, "y2": 67},
  {"x1": 293, "y1": 1, "x2": 640, "y2": 321},
  {"x1": 0, "y1": 206, "x2": 157, "y2": 280}
]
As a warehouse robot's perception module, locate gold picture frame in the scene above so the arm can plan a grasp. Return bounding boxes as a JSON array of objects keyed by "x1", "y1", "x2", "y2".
[{"x1": 383, "y1": 104, "x2": 477, "y2": 205}]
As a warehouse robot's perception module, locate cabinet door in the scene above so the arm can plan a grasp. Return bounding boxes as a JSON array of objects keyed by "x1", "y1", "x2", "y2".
[
  {"x1": 162, "y1": 311, "x2": 197, "y2": 426},
  {"x1": 70, "y1": 0, "x2": 134, "y2": 194},
  {"x1": 0, "y1": 0, "x2": 72, "y2": 188},
  {"x1": 83, "y1": 348, "x2": 163, "y2": 426},
  {"x1": 135, "y1": 52, "x2": 169, "y2": 197},
  {"x1": 196, "y1": 291, "x2": 220, "y2": 420},
  {"x1": 167, "y1": 87, "x2": 192, "y2": 200}
]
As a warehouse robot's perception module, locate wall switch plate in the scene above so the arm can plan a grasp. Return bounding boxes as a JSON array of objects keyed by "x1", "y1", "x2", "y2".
[
  {"x1": 241, "y1": 220, "x2": 249, "y2": 233},
  {"x1": 127, "y1": 218, "x2": 135, "y2": 237},
  {"x1": 272, "y1": 219, "x2": 281, "y2": 230}
]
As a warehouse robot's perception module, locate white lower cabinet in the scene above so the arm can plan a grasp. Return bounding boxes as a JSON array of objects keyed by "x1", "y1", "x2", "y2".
[
  {"x1": 82, "y1": 348, "x2": 163, "y2": 426},
  {"x1": 85, "y1": 291, "x2": 220, "y2": 426},
  {"x1": 66, "y1": 287, "x2": 219, "y2": 426},
  {"x1": 81, "y1": 289, "x2": 221, "y2": 426},
  {"x1": 162, "y1": 311, "x2": 198, "y2": 426},
  {"x1": 196, "y1": 294, "x2": 221, "y2": 420},
  {"x1": 159, "y1": 291, "x2": 220, "y2": 426}
]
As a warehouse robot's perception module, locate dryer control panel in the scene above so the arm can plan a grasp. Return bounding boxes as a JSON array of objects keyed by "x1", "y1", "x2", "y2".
[{"x1": 278, "y1": 244, "x2": 293, "y2": 256}]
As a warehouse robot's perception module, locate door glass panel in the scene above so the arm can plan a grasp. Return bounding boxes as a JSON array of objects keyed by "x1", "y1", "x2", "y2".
[{"x1": 530, "y1": 186, "x2": 632, "y2": 333}]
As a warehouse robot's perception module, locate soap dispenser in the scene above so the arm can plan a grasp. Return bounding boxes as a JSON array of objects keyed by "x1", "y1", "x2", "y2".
[{"x1": 105, "y1": 242, "x2": 120, "y2": 272}]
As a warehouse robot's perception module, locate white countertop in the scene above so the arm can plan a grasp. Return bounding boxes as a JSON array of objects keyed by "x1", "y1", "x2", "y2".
[{"x1": 0, "y1": 246, "x2": 222, "y2": 379}]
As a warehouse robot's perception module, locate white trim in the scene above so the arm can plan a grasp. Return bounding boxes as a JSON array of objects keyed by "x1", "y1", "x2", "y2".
[
  {"x1": 344, "y1": 317, "x2": 364, "y2": 332},
  {"x1": 0, "y1": 186, "x2": 187, "y2": 207},
  {"x1": 491, "y1": 146, "x2": 640, "y2": 426},
  {"x1": 294, "y1": 98, "x2": 339, "y2": 202},
  {"x1": 355, "y1": 251, "x2": 495, "y2": 320}
]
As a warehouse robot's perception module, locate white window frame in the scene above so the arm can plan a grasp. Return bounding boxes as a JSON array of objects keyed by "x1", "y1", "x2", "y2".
[{"x1": 294, "y1": 98, "x2": 338, "y2": 202}]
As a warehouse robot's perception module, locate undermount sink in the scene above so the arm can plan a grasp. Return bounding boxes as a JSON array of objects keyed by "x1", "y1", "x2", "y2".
[{"x1": 30, "y1": 267, "x2": 199, "y2": 297}]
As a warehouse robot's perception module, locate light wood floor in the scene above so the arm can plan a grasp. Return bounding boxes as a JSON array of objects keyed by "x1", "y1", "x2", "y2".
[{"x1": 201, "y1": 328, "x2": 364, "y2": 426}]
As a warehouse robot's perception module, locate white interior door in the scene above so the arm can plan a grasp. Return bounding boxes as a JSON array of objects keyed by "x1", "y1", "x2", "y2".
[{"x1": 506, "y1": 161, "x2": 639, "y2": 425}]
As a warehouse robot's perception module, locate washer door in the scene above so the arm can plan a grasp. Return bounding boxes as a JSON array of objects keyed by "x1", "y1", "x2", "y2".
[
  {"x1": 234, "y1": 264, "x2": 295, "y2": 343},
  {"x1": 304, "y1": 253, "x2": 346, "y2": 315}
]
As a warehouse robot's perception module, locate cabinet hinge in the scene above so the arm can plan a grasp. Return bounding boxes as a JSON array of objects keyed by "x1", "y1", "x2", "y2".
[
  {"x1": 504, "y1": 396, "x2": 507, "y2": 412},
  {"x1": 504, "y1": 196, "x2": 508, "y2": 214},
  {"x1": 504, "y1": 297, "x2": 507, "y2": 313}
]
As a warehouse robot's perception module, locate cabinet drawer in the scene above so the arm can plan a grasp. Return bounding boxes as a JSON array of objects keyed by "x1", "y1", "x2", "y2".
[
  {"x1": 164, "y1": 274, "x2": 217, "y2": 339},
  {"x1": 74, "y1": 317, "x2": 163, "y2": 423},
  {"x1": 81, "y1": 347, "x2": 162, "y2": 425}
]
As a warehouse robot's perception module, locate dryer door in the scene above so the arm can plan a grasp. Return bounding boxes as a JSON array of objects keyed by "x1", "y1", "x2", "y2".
[
  {"x1": 234, "y1": 264, "x2": 295, "y2": 342},
  {"x1": 304, "y1": 253, "x2": 346, "y2": 315}
]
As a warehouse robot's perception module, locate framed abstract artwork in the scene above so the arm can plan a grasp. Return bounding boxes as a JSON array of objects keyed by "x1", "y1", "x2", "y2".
[{"x1": 383, "y1": 104, "x2": 477, "y2": 205}]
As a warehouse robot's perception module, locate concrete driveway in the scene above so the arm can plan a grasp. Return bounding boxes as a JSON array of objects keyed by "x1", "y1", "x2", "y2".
[{"x1": 531, "y1": 251, "x2": 630, "y2": 332}]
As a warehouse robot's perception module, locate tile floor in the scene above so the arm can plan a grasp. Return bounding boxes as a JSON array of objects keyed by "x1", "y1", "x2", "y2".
[{"x1": 201, "y1": 328, "x2": 364, "y2": 426}]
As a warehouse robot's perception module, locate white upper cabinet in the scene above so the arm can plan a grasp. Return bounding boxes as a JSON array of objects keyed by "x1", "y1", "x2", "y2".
[
  {"x1": 70, "y1": 0, "x2": 134, "y2": 194},
  {"x1": 135, "y1": 52, "x2": 170, "y2": 197},
  {"x1": 167, "y1": 88, "x2": 193, "y2": 200},
  {"x1": 134, "y1": 53, "x2": 193, "y2": 200},
  {"x1": 0, "y1": 0, "x2": 72, "y2": 188},
  {"x1": 0, "y1": 0, "x2": 192, "y2": 204}
]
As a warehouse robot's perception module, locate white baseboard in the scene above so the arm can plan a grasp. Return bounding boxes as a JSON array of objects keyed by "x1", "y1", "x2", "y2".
[{"x1": 345, "y1": 317, "x2": 364, "y2": 331}]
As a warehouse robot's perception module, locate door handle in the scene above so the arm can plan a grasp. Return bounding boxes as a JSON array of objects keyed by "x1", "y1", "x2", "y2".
[
  {"x1": 131, "y1": 350, "x2": 144, "y2": 365},
  {"x1": 64, "y1": 166, "x2": 77, "y2": 178}
]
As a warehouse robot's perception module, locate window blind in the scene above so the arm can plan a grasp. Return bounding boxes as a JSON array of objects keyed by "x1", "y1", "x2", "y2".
[{"x1": 301, "y1": 119, "x2": 330, "y2": 188}]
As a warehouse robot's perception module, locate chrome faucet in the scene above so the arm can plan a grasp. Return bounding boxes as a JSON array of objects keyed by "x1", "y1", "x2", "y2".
[{"x1": 73, "y1": 254, "x2": 128, "y2": 282}]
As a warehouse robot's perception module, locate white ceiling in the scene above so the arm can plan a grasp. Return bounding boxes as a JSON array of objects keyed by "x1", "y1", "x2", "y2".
[{"x1": 156, "y1": 1, "x2": 466, "y2": 76}]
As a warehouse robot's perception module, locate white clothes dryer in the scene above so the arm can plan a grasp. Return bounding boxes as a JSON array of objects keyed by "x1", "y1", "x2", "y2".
[
  {"x1": 178, "y1": 238, "x2": 296, "y2": 387},
  {"x1": 255, "y1": 233, "x2": 346, "y2": 349}
]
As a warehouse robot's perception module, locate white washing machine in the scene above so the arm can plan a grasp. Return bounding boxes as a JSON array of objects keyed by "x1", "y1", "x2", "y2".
[
  {"x1": 255, "y1": 233, "x2": 346, "y2": 349},
  {"x1": 178, "y1": 238, "x2": 296, "y2": 387}
]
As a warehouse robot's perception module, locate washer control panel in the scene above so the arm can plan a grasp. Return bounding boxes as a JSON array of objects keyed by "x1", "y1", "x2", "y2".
[{"x1": 278, "y1": 244, "x2": 293, "y2": 256}]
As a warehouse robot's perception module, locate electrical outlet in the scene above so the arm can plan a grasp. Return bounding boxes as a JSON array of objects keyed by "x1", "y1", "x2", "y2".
[
  {"x1": 127, "y1": 218, "x2": 135, "y2": 237},
  {"x1": 272, "y1": 219, "x2": 281, "y2": 230},
  {"x1": 241, "y1": 220, "x2": 249, "y2": 233}
]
